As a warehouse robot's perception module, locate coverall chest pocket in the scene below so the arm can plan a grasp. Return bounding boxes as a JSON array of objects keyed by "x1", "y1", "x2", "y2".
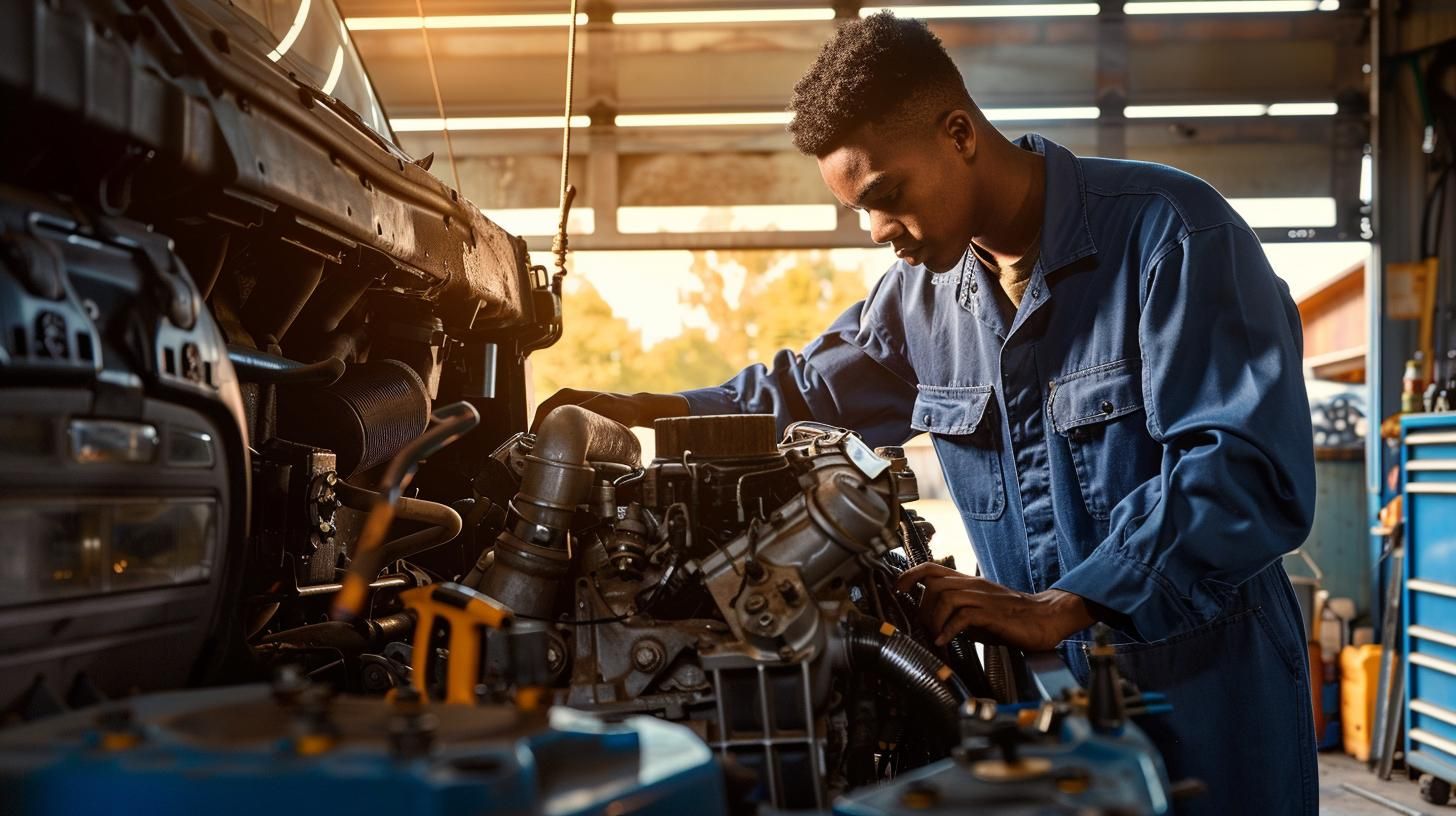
[
  {"x1": 1048, "y1": 359, "x2": 1155, "y2": 521},
  {"x1": 910, "y1": 384, "x2": 1005, "y2": 521}
]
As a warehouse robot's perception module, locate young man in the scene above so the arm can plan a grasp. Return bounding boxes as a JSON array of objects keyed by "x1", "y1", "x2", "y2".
[{"x1": 537, "y1": 12, "x2": 1317, "y2": 813}]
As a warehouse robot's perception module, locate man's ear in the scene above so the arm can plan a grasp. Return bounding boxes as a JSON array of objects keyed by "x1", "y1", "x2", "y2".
[{"x1": 945, "y1": 110, "x2": 977, "y2": 160}]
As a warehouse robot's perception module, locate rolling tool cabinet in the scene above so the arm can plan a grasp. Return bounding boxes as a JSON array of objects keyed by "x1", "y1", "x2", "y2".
[{"x1": 1401, "y1": 414, "x2": 1456, "y2": 802}]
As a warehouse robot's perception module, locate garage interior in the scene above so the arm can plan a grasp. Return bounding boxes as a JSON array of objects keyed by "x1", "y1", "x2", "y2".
[{"x1": 3, "y1": 0, "x2": 1456, "y2": 812}]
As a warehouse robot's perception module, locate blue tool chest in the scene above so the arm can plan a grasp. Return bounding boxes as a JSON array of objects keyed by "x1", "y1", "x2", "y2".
[{"x1": 1402, "y1": 413, "x2": 1456, "y2": 783}]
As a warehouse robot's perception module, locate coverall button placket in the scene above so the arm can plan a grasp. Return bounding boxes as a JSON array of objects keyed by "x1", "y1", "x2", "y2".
[{"x1": 1000, "y1": 296, "x2": 1058, "y2": 594}]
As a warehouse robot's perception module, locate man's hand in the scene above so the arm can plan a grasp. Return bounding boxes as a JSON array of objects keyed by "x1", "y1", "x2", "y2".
[
  {"x1": 895, "y1": 563, "x2": 1096, "y2": 650},
  {"x1": 531, "y1": 388, "x2": 690, "y2": 433}
]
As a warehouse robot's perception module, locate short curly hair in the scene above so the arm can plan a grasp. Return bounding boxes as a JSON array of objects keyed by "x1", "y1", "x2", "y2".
[{"x1": 788, "y1": 12, "x2": 971, "y2": 157}]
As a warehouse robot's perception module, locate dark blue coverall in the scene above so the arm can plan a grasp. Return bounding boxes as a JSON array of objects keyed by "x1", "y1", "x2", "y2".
[{"x1": 680, "y1": 134, "x2": 1319, "y2": 813}]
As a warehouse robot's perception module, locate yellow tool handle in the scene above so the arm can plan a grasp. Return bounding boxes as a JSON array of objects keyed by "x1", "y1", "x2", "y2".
[{"x1": 400, "y1": 582, "x2": 514, "y2": 705}]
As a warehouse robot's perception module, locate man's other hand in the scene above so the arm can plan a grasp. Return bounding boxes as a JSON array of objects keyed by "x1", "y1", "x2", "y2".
[
  {"x1": 532, "y1": 389, "x2": 690, "y2": 433},
  {"x1": 895, "y1": 562, "x2": 1096, "y2": 651}
]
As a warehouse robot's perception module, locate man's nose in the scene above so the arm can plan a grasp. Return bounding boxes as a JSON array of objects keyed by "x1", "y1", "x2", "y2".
[{"x1": 867, "y1": 211, "x2": 905, "y2": 246}]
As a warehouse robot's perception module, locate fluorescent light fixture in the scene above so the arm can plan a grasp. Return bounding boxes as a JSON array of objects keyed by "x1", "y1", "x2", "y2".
[
  {"x1": 621, "y1": 108, "x2": 1100, "y2": 128},
  {"x1": 1125, "y1": 103, "x2": 1270, "y2": 118},
  {"x1": 1318, "y1": 0, "x2": 1340, "y2": 9},
  {"x1": 618, "y1": 205, "x2": 838, "y2": 234},
  {"x1": 1228, "y1": 197, "x2": 1337, "y2": 228},
  {"x1": 1267, "y1": 102, "x2": 1339, "y2": 116},
  {"x1": 1125, "y1": 102, "x2": 1338, "y2": 118},
  {"x1": 862, "y1": 4, "x2": 1099, "y2": 18},
  {"x1": 267, "y1": 0, "x2": 312, "y2": 61},
  {"x1": 614, "y1": 8, "x2": 834, "y2": 24},
  {"x1": 391, "y1": 115, "x2": 591, "y2": 132},
  {"x1": 1124, "y1": 1, "x2": 1320, "y2": 13},
  {"x1": 616, "y1": 112, "x2": 792, "y2": 127},
  {"x1": 346, "y1": 13, "x2": 587, "y2": 30},
  {"x1": 983, "y1": 106, "x2": 1100, "y2": 121},
  {"x1": 484, "y1": 207, "x2": 595, "y2": 236}
]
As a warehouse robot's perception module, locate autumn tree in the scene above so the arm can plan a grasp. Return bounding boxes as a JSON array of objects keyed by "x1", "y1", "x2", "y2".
[{"x1": 531, "y1": 249, "x2": 878, "y2": 399}]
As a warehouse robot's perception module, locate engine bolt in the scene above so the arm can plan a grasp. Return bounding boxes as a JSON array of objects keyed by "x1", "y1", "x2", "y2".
[
  {"x1": 632, "y1": 641, "x2": 664, "y2": 673},
  {"x1": 744, "y1": 594, "x2": 768, "y2": 614},
  {"x1": 757, "y1": 613, "x2": 776, "y2": 629}
]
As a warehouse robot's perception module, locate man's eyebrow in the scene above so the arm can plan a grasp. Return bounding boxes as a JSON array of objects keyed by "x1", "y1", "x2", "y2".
[{"x1": 850, "y1": 174, "x2": 889, "y2": 209}]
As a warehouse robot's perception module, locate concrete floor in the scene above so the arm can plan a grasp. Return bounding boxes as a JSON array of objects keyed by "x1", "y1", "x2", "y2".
[{"x1": 1321, "y1": 753, "x2": 1448, "y2": 814}]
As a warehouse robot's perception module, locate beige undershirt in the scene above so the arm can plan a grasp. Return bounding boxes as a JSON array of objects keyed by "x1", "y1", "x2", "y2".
[{"x1": 971, "y1": 232, "x2": 1042, "y2": 308}]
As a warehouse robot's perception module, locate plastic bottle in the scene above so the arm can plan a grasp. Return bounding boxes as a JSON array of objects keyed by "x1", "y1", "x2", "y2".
[{"x1": 1403, "y1": 356, "x2": 1424, "y2": 414}]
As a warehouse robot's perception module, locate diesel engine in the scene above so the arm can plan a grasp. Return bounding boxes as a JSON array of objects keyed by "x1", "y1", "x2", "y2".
[{"x1": 461, "y1": 411, "x2": 982, "y2": 808}]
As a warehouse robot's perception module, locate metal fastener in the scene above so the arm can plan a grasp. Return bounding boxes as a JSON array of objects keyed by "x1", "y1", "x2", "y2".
[
  {"x1": 744, "y1": 593, "x2": 768, "y2": 614},
  {"x1": 1100, "y1": 399, "x2": 1115, "y2": 415},
  {"x1": 632, "y1": 641, "x2": 664, "y2": 673}
]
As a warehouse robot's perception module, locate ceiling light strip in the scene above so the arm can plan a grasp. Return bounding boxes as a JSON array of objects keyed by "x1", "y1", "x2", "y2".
[
  {"x1": 1123, "y1": 0, "x2": 1327, "y2": 14},
  {"x1": 391, "y1": 115, "x2": 592, "y2": 132},
  {"x1": 614, "y1": 8, "x2": 834, "y2": 24},
  {"x1": 1125, "y1": 102, "x2": 1337, "y2": 118},
  {"x1": 346, "y1": 13, "x2": 587, "y2": 30},
  {"x1": 1125, "y1": 103, "x2": 1269, "y2": 118},
  {"x1": 863, "y1": 3, "x2": 1099, "y2": 17},
  {"x1": 616, "y1": 112, "x2": 792, "y2": 127}
]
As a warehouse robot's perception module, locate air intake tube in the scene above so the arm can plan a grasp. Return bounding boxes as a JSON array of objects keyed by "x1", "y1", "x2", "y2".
[
  {"x1": 472, "y1": 406, "x2": 641, "y2": 618},
  {"x1": 845, "y1": 617, "x2": 969, "y2": 745}
]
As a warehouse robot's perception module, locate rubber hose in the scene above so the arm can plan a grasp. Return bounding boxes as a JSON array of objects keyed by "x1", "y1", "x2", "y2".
[
  {"x1": 331, "y1": 403, "x2": 479, "y2": 621},
  {"x1": 335, "y1": 481, "x2": 463, "y2": 564},
  {"x1": 227, "y1": 345, "x2": 345, "y2": 386},
  {"x1": 900, "y1": 515, "x2": 933, "y2": 567},
  {"x1": 256, "y1": 611, "x2": 415, "y2": 653},
  {"x1": 845, "y1": 617, "x2": 967, "y2": 745}
]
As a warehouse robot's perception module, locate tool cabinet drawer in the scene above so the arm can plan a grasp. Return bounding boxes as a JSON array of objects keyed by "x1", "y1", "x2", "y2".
[{"x1": 1402, "y1": 415, "x2": 1456, "y2": 783}]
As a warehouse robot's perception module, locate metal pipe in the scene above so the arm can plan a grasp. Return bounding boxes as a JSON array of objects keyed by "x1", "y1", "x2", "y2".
[
  {"x1": 296, "y1": 574, "x2": 410, "y2": 598},
  {"x1": 473, "y1": 405, "x2": 641, "y2": 618},
  {"x1": 1337, "y1": 783, "x2": 1428, "y2": 816},
  {"x1": 256, "y1": 611, "x2": 415, "y2": 652},
  {"x1": 227, "y1": 345, "x2": 345, "y2": 386}
]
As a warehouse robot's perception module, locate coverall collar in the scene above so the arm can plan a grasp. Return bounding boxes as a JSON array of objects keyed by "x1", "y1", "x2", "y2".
[
  {"x1": 963, "y1": 133, "x2": 1099, "y2": 340},
  {"x1": 1012, "y1": 133, "x2": 1098, "y2": 273}
]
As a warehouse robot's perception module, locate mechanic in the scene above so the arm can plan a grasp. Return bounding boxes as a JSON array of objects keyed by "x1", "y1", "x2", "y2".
[{"x1": 536, "y1": 12, "x2": 1317, "y2": 813}]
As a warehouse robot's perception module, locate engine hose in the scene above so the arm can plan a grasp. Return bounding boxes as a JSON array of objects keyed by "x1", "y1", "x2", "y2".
[
  {"x1": 334, "y1": 481, "x2": 464, "y2": 564},
  {"x1": 899, "y1": 513, "x2": 933, "y2": 567},
  {"x1": 845, "y1": 617, "x2": 968, "y2": 745},
  {"x1": 332, "y1": 402, "x2": 480, "y2": 621},
  {"x1": 227, "y1": 344, "x2": 346, "y2": 386},
  {"x1": 885, "y1": 528, "x2": 995, "y2": 699},
  {"x1": 472, "y1": 405, "x2": 641, "y2": 618},
  {"x1": 984, "y1": 645, "x2": 1016, "y2": 704},
  {"x1": 256, "y1": 611, "x2": 415, "y2": 654}
]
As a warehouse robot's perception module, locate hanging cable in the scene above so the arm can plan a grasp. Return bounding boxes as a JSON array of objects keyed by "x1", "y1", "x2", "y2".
[
  {"x1": 414, "y1": 0, "x2": 462, "y2": 193},
  {"x1": 552, "y1": 0, "x2": 581, "y2": 293}
]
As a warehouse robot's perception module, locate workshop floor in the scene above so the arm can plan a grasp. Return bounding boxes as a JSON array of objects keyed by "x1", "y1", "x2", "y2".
[{"x1": 1320, "y1": 753, "x2": 1447, "y2": 814}]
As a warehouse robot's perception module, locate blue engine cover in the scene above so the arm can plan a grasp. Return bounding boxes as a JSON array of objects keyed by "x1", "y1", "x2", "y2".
[
  {"x1": 834, "y1": 712, "x2": 1171, "y2": 816},
  {"x1": 0, "y1": 685, "x2": 725, "y2": 816}
]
